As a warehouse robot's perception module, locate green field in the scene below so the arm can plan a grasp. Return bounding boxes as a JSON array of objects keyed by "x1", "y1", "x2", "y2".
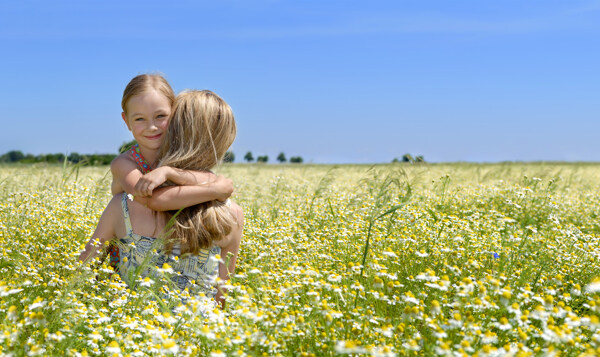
[{"x1": 2, "y1": 163, "x2": 600, "y2": 356}]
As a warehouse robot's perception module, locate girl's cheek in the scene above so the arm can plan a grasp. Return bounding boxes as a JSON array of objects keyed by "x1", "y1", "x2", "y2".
[
  {"x1": 160, "y1": 119, "x2": 170, "y2": 130},
  {"x1": 131, "y1": 122, "x2": 144, "y2": 132}
]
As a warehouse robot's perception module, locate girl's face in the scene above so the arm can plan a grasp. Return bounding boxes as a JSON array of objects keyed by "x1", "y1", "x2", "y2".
[{"x1": 122, "y1": 89, "x2": 172, "y2": 152}]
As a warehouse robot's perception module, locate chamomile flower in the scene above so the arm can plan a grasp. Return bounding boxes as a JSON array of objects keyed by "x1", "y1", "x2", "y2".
[
  {"x1": 105, "y1": 341, "x2": 121, "y2": 354},
  {"x1": 586, "y1": 278, "x2": 600, "y2": 293}
]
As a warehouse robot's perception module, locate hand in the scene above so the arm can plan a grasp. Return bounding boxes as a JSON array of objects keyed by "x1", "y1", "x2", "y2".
[
  {"x1": 213, "y1": 175, "x2": 234, "y2": 202},
  {"x1": 133, "y1": 167, "x2": 169, "y2": 197}
]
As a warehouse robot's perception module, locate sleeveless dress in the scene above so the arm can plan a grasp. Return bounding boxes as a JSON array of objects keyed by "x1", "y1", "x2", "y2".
[
  {"x1": 116, "y1": 193, "x2": 222, "y2": 299},
  {"x1": 109, "y1": 144, "x2": 154, "y2": 270}
]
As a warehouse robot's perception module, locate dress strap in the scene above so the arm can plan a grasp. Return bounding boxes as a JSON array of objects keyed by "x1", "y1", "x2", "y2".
[
  {"x1": 121, "y1": 193, "x2": 134, "y2": 236},
  {"x1": 129, "y1": 144, "x2": 153, "y2": 174}
]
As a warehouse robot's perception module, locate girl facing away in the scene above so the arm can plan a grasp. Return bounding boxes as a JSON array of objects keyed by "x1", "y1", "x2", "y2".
[
  {"x1": 106, "y1": 74, "x2": 234, "y2": 269},
  {"x1": 79, "y1": 90, "x2": 244, "y2": 308}
]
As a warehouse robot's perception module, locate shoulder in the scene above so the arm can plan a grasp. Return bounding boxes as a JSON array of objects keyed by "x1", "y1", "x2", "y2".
[
  {"x1": 111, "y1": 152, "x2": 135, "y2": 168},
  {"x1": 111, "y1": 153, "x2": 138, "y2": 175},
  {"x1": 219, "y1": 201, "x2": 244, "y2": 248},
  {"x1": 229, "y1": 201, "x2": 244, "y2": 228}
]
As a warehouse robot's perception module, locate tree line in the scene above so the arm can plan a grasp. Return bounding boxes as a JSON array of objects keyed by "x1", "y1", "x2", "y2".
[
  {"x1": 0, "y1": 150, "x2": 116, "y2": 165},
  {"x1": 0, "y1": 141, "x2": 306, "y2": 166},
  {"x1": 237, "y1": 151, "x2": 304, "y2": 164},
  {"x1": 392, "y1": 154, "x2": 426, "y2": 163},
  {"x1": 1, "y1": 141, "x2": 416, "y2": 165}
]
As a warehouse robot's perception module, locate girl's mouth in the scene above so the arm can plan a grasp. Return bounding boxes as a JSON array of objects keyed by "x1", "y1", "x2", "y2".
[{"x1": 146, "y1": 134, "x2": 162, "y2": 140}]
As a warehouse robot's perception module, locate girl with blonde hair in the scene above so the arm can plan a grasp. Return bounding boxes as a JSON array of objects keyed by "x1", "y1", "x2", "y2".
[
  {"x1": 80, "y1": 90, "x2": 244, "y2": 307},
  {"x1": 107, "y1": 74, "x2": 234, "y2": 269},
  {"x1": 111, "y1": 73, "x2": 233, "y2": 209}
]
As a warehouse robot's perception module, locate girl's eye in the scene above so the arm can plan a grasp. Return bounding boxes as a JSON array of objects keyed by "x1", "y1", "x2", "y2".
[
  {"x1": 157, "y1": 114, "x2": 167, "y2": 119},
  {"x1": 134, "y1": 117, "x2": 144, "y2": 121}
]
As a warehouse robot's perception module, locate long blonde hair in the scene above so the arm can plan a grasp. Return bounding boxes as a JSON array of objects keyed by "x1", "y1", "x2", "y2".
[
  {"x1": 122, "y1": 73, "x2": 175, "y2": 114},
  {"x1": 158, "y1": 90, "x2": 237, "y2": 254}
]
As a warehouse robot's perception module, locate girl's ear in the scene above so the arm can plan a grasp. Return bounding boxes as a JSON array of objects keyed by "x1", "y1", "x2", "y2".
[{"x1": 122, "y1": 112, "x2": 131, "y2": 131}]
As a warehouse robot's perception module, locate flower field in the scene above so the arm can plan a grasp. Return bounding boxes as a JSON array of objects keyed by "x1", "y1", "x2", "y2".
[{"x1": 2, "y1": 163, "x2": 600, "y2": 356}]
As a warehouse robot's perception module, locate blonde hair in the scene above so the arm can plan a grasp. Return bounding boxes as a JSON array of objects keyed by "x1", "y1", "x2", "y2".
[
  {"x1": 158, "y1": 90, "x2": 237, "y2": 254},
  {"x1": 122, "y1": 74, "x2": 176, "y2": 115}
]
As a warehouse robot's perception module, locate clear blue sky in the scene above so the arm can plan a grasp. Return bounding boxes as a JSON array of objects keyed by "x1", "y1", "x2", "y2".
[{"x1": 1, "y1": 0, "x2": 599, "y2": 163}]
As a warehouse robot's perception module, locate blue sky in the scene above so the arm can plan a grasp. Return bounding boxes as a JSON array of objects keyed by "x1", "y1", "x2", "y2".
[{"x1": 1, "y1": 0, "x2": 599, "y2": 163}]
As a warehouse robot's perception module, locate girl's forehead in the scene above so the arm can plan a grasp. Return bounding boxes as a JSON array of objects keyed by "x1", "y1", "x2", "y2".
[{"x1": 126, "y1": 89, "x2": 172, "y2": 113}]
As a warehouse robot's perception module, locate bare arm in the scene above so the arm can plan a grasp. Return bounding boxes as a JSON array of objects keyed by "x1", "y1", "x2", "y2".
[
  {"x1": 134, "y1": 174, "x2": 234, "y2": 211},
  {"x1": 215, "y1": 202, "x2": 244, "y2": 308},
  {"x1": 133, "y1": 166, "x2": 216, "y2": 196},
  {"x1": 111, "y1": 157, "x2": 233, "y2": 211},
  {"x1": 110, "y1": 155, "x2": 145, "y2": 196},
  {"x1": 78, "y1": 196, "x2": 121, "y2": 263},
  {"x1": 111, "y1": 178, "x2": 123, "y2": 196}
]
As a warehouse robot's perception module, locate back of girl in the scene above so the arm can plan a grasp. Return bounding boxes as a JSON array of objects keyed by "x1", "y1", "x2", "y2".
[{"x1": 158, "y1": 90, "x2": 240, "y2": 256}]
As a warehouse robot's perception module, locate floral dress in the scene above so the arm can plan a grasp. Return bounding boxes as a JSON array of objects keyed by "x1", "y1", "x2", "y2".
[
  {"x1": 109, "y1": 144, "x2": 154, "y2": 270},
  {"x1": 116, "y1": 193, "x2": 222, "y2": 299}
]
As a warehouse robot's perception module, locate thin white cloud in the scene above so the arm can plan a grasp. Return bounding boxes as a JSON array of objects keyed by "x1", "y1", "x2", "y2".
[
  {"x1": 568, "y1": 0, "x2": 600, "y2": 13},
  {"x1": 213, "y1": 8, "x2": 600, "y2": 40},
  {"x1": 1, "y1": 2, "x2": 599, "y2": 41}
]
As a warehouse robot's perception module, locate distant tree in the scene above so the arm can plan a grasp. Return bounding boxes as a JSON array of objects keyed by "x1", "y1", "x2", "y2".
[
  {"x1": 119, "y1": 140, "x2": 138, "y2": 154},
  {"x1": 50, "y1": 153, "x2": 66, "y2": 163},
  {"x1": 257, "y1": 155, "x2": 269, "y2": 163},
  {"x1": 402, "y1": 154, "x2": 413, "y2": 163},
  {"x1": 290, "y1": 156, "x2": 303, "y2": 164},
  {"x1": 223, "y1": 151, "x2": 235, "y2": 163},
  {"x1": 277, "y1": 152, "x2": 287, "y2": 163},
  {"x1": 392, "y1": 158, "x2": 400, "y2": 163},
  {"x1": 20, "y1": 154, "x2": 36, "y2": 163},
  {"x1": 89, "y1": 154, "x2": 100, "y2": 165},
  {"x1": 414, "y1": 155, "x2": 425, "y2": 163},
  {"x1": 103, "y1": 154, "x2": 117, "y2": 165},
  {"x1": 68, "y1": 152, "x2": 81, "y2": 163},
  {"x1": 39, "y1": 153, "x2": 65, "y2": 163},
  {"x1": 86, "y1": 154, "x2": 115, "y2": 166},
  {"x1": 6, "y1": 150, "x2": 25, "y2": 162},
  {"x1": 244, "y1": 151, "x2": 254, "y2": 163}
]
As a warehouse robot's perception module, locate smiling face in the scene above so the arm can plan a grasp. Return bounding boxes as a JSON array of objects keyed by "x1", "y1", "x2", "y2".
[{"x1": 122, "y1": 89, "x2": 172, "y2": 153}]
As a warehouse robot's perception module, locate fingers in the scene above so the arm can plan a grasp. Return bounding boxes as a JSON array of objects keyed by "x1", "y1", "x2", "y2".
[
  {"x1": 215, "y1": 177, "x2": 234, "y2": 202},
  {"x1": 143, "y1": 184, "x2": 152, "y2": 197},
  {"x1": 133, "y1": 181, "x2": 144, "y2": 197},
  {"x1": 133, "y1": 178, "x2": 153, "y2": 197},
  {"x1": 142, "y1": 180, "x2": 153, "y2": 197}
]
